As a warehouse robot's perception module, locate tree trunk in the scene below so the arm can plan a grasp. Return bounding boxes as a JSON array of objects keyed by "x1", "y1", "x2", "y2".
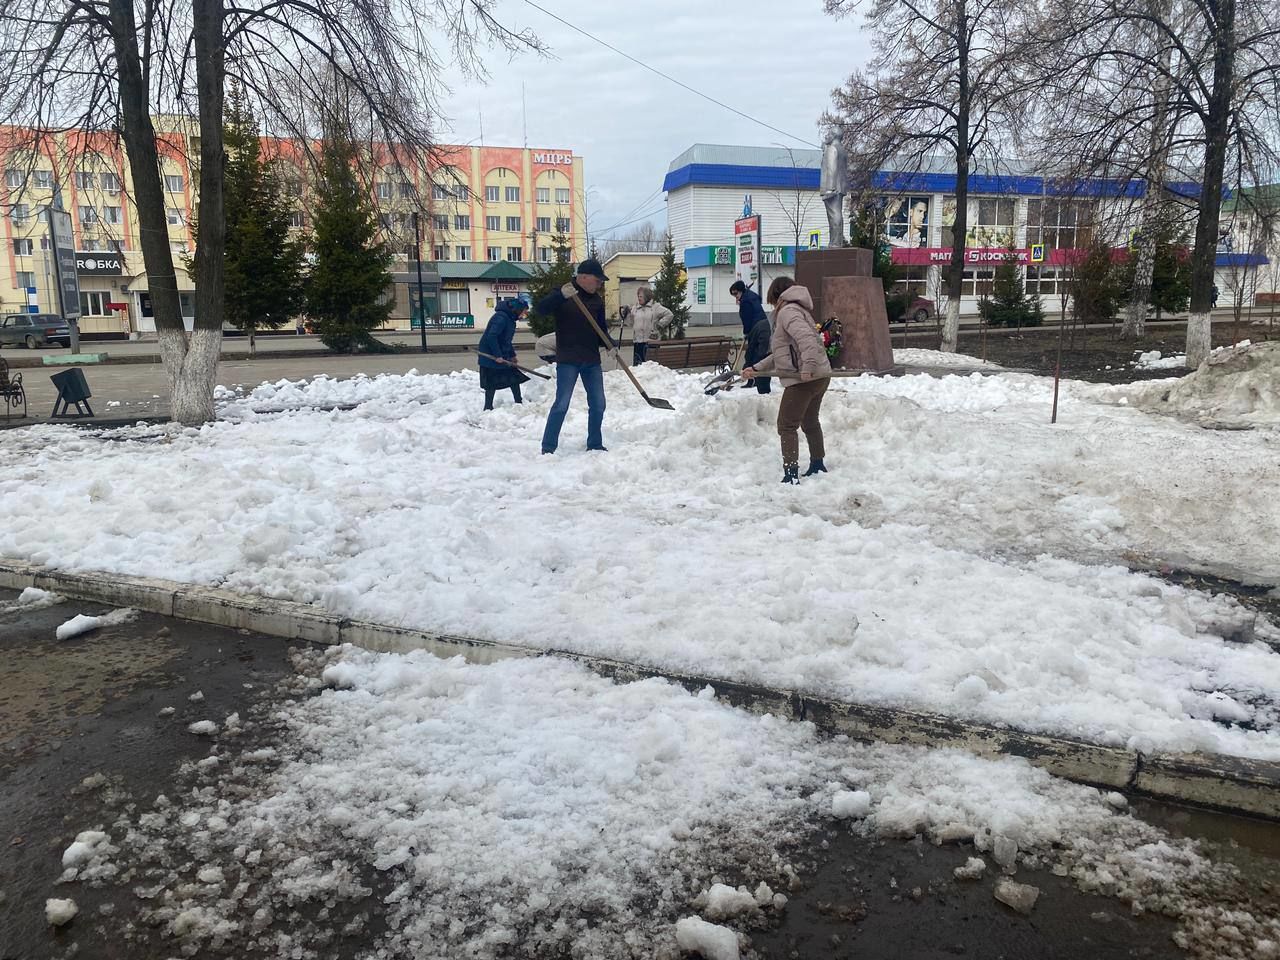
[
  {"x1": 941, "y1": 0, "x2": 970, "y2": 354},
  {"x1": 108, "y1": 0, "x2": 186, "y2": 393},
  {"x1": 1122, "y1": 0, "x2": 1174, "y2": 340},
  {"x1": 1185, "y1": 0, "x2": 1235, "y2": 369}
]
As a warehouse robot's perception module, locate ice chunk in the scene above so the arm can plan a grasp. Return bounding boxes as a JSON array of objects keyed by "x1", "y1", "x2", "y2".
[
  {"x1": 992, "y1": 835, "x2": 1018, "y2": 870},
  {"x1": 993, "y1": 878, "x2": 1040, "y2": 914},
  {"x1": 752, "y1": 882, "x2": 774, "y2": 905},
  {"x1": 953, "y1": 857, "x2": 986, "y2": 880},
  {"x1": 56, "y1": 614, "x2": 102, "y2": 640},
  {"x1": 832, "y1": 790, "x2": 872, "y2": 819},
  {"x1": 61, "y1": 830, "x2": 109, "y2": 868},
  {"x1": 187, "y1": 720, "x2": 219, "y2": 736},
  {"x1": 1104, "y1": 792, "x2": 1128, "y2": 811},
  {"x1": 702, "y1": 884, "x2": 756, "y2": 920},
  {"x1": 45, "y1": 898, "x2": 78, "y2": 926},
  {"x1": 675, "y1": 916, "x2": 739, "y2": 960}
]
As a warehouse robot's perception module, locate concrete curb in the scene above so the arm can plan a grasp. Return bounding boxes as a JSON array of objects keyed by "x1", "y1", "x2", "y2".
[{"x1": 3, "y1": 558, "x2": 1277, "y2": 820}]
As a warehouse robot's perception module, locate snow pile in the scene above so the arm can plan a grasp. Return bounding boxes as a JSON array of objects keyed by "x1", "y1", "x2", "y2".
[
  {"x1": 675, "y1": 917, "x2": 740, "y2": 960},
  {"x1": 54, "y1": 607, "x2": 138, "y2": 640},
  {"x1": 104, "y1": 646, "x2": 1277, "y2": 960},
  {"x1": 893, "y1": 347, "x2": 1005, "y2": 369},
  {"x1": 2, "y1": 366, "x2": 1279, "y2": 757},
  {"x1": 831, "y1": 789, "x2": 872, "y2": 819},
  {"x1": 59, "y1": 829, "x2": 119, "y2": 883},
  {"x1": 186, "y1": 720, "x2": 219, "y2": 736},
  {"x1": 1134, "y1": 350, "x2": 1187, "y2": 370},
  {"x1": 1118, "y1": 340, "x2": 1280, "y2": 425}
]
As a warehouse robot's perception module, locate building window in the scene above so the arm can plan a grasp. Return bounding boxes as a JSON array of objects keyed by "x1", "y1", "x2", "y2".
[
  {"x1": 535, "y1": 216, "x2": 550, "y2": 233},
  {"x1": 16, "y1": 271, "x2": 35, "y2": 288},
  {"x1": 4, "y1": 169, "x2": 22, "y2": 188},
  {"x1": 506, "y1": 216, "x2": 521, "y2": 232},
  {"x1": 943, "y1": 196, "x2": 1015, "y2": 248},
  {"x1": 104, "y1": 205, "x2": 123, "y2": 225},
  {"x1": 454, "y1": 214, "x2": 470, "y2": 230},
  {"x1": 485, "y1": 185, "x2": 500, "y2": 203},
  {"x1": 441, "y1": 288, "x2": 470, "y2": 313},
  {"x1": 284, "y1": 178, "x2": 302, "y2": 197},
  {"x1": 399, "y1": 181, "x2": 414, "y2": 199},
  {"x1": 10, "y1": 203, "x2": 29, "y2": 225},
  {"x1": 1026, "y1": 199, "x2": 1093, "y2": 251},
  {"x1": 960, "y1": 268, "x2": 996, "y2": 297},
  {"x1": 433, "y1": 245, "x2": 449, "y2": 260},
  {"x1": 485, "y1": 215, "x2": 500, "y2": 232},
  {"x1": 433, "y1": 214, "x2": 449, "y2": 230},
  {"x1": 110, "y1": 238, "x2": 128, "y2": 252},
  {"x1": 13, "y1": 238, "x2": 33, "y2": 256},
  {"x1": 83, "y1": 239, "x2": 102, "y2": 252},
  {"x1": 79, "y1": 291, "x2": 110, "y2": 316},
  {"x1": 507, "y1": 246, "x2": 523, "y2": 262},
  {"x1": 898, "y1": 266, "x2": 928, "y2": 297},
  {"x1": 555, "y1": 188, "x2": 570, "y2": 204},
  {"x1": 376, "y1": 181, "x2": 392, "y2": 200},
  {"x1": 455, "y1": 245, "x2": 470, "y2": 261},
  {"x1": 164, "y1": 173, "x2": 184, "y2": 192},
  {"x1": 78, "y1": 205, "x2": 98, "y2": 225},
  {"x1": 555, "y1": 217, "x2": 570, "y2": 233},
  {"x1": 34, "y1": 170, "x2": 54, "y2": 189},
  {"x1": 1025, "y1": 266, "x2": 1067, "y2": 297},
  {"x1": 166, "y1": 207, "x2": 185, "y2": 226},
  {"x1": 536, "y1": 187, "x2": 550, "y2": 203},
  {"x1": 288, "y1": 210, "x2": 304, "y2": 228},
  {"x1": 538, "y1": 246, "x2": 550, "y2": 263},
  {"x1": 101, "y1": 172, "x2": 121, "y2": 193},
  {"x1": 456, "y1": 185, "x2": 470, "y2": 202},
  {"x1": 505, "y1": 186, "x2": 520, "y2": 203},
  {"x1": 432, "y1": 184, "x2": 451, "y2": 200},
  {"x1": 486, "y1": 246, "x2": 500, "y2": 262},
  {"x1": 75, "y1": 171, "x2": 95, "y2": 190}
]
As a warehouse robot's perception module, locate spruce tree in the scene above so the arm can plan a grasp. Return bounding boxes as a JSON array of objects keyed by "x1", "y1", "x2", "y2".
[
  {"x1": 305, "y1": 130, "x2": 395, "y2": 353},
  {"x1": 652, "y1": 234, "x2": 690, "y2": 339},
  {"x1": 220, "y1": 88, "x2": 305, "y2": 353},
  {"x1": 978, "y1": 248, "x2": 1044, "y2": 329},
  {"x1": 526, "y1": 230, "x2": 573, "y2": 338}
]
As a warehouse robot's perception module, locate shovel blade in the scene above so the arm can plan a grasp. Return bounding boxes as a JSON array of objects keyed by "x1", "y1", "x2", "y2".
[{"x1": 646, "y1": 396, "x2": 675, "y2": 411}]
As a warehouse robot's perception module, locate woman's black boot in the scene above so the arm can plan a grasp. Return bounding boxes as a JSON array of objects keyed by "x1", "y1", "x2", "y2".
[
  {"x1": 781, "y1": 463, "x2": 800, "y2": 484},
  {"x1": 803, "y1": 459, "x2": 827, "y2": 477}
]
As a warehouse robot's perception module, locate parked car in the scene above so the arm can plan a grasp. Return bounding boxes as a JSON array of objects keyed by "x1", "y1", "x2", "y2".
[
  {"x1": 1, "y1": 313, "x2": 72, "y2": 348},
  {"x1": 906, "y1": 297, "x2": 936, "y2": 324}
]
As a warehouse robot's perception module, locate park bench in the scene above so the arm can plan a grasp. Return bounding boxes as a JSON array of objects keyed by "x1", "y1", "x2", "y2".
[
  {"x1": 1, "y1": 357, "x2": 26, "y2": 420},
  {"x1": 647, "y1": 336, "x2": 739, "y2": 372}
]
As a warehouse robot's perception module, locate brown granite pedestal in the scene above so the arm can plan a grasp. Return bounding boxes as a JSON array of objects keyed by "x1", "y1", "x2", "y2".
[{"x1": 794, "y1": 248, "x2": 894, "y2": 373}]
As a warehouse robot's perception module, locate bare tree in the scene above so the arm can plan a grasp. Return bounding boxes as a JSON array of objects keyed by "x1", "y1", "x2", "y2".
[
  {"x1": 823, "y1": 0, "x2": 1033, "y2": 353},
  {"x1": 595, "y1": 221, "x2": 663, "y2": 262},
  {"x1": 1029, "y1": 0, "x2": 1280, "y2": 366},
  {"x1": 0, "y1": 0, "x2": 539, "y2": 423},
  {"x1": 764, "y1": 144, "x2": 819, "y2": 252}
]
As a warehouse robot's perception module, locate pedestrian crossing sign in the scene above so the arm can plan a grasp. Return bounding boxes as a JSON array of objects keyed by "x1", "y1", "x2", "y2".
[
  {"x1": 808, "y1": 230, "x2": 821, "y2": 249},
  {"x1": 1030, "y1": 243, "x2": 1046, "y2": 263}
]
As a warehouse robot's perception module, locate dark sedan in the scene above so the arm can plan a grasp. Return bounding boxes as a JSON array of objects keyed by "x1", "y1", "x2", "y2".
[{"x1": 0, "y1": 313, "x2": 72, "y2": 348}]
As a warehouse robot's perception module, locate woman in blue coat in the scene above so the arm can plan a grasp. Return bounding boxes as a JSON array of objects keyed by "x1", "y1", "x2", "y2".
[{"x1": 477, "y1": 298, "x2": 531, "y2": 410}]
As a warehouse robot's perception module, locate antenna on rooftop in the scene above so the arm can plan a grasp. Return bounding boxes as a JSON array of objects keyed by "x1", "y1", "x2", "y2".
[{"x1": 522, "y1": 83, "x2": 528, "y2": 148}]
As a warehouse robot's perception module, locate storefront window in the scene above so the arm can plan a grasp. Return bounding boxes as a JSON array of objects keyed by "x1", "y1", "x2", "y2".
[
  {"x1": 898, "y1": 265, "x2": 928, "y2": 296},
  {"x1": 1026, "y1": 266, "x2": 1067, "y2": 297},
  {"x1": 960, "y1": 268, "x2": 996, "y2": 297},
  {"x1": 1027, "y1": 199, "x2": 1094, "y2": 251},
  {"x1": 942, "y1": 197, "x2": 1015, "y2": 248},
  {"x1": 441, "y1": 289, "x2": 470, "y2": 314}
]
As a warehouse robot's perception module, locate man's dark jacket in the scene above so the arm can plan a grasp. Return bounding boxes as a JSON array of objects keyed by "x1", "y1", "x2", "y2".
[{"x1": 537, "y1": 280, "x2": 615, "y2": 364}]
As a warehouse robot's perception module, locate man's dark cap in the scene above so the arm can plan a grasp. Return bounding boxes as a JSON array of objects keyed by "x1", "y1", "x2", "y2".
[{"x1": 576, "y1": 258, "x2": 609, "y2": 280}]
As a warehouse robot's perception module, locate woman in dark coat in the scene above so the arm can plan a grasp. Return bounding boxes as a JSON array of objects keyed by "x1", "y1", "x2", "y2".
[{"x1": 477, "y1": 298, "x2": 531, "y2": 410}]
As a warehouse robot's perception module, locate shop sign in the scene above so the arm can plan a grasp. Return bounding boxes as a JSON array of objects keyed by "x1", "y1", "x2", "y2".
[
  {"x1": 492, "y1": 282, "x2": 520, "y2": 293},
  {"x1": 49, "y1": 209, "x2": 81, "y2": 320},
  {"x1": 761, "y1": 246, "x2": 785, "y2": 264},
  {"x1": 532, "y1": 152, "x2": 573, "y2": 165},
  {"x1": 76, "y1": 251, "x2": 125, "y2": 275},
  {"x1": 713, "y1": 246, "x2": 734, "y2": 265},
  {"x1": 734, "y1": 214, "x2": 761, "y2": 291},
  {"x1": 437, "y1": 313, "x2": 474, "y2": 328},
  {"x1": 441, "y1": 278, "x2": 468, "y2": 289},
  {"x1": 696, "y1": 277, "x2": 706, "y2": 304}
]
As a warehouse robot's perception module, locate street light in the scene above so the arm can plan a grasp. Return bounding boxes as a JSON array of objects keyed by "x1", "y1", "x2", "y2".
[{"x1": 412, "y1": 211, "x2": 427, "y2": 353}]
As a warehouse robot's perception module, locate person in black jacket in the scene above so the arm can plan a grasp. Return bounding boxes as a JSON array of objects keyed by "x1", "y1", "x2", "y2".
[
  {"x1": 538, "y1": 258, "x2": 616, "y2": 454},
  {"x1": 476, "y1": 298, "x2": 529, "y2": 410},
  {"x1": 732, "y1": 280, "x2": 772, "y2": 394}
]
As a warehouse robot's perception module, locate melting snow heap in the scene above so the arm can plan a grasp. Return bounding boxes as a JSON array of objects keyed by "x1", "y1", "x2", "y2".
[{"x1": 1129, "y1": 340, "x2": 1280, "y2": 426}]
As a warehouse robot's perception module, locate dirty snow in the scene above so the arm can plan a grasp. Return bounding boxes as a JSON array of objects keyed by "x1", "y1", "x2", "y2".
[
  {"x1": 98, "y1": 645, "x2": 1277, "y2": 960},
  {"x1": 674, "y1": 917, "x2": 740, "y2": 960},
  {"x1": 45, "y1": 898, "x2": 78, "y2": 926},
  {"x1": 53, "y1": 607, "x2": 138, "y2": 640},
  {"x1": 1111, "y1": 340, "x2": 1280, "y2": 426},
  {"x1": 894, "y1": 347, "x2": 1005, "y2": 369},
  {"x1": 1, "y1": 365, "x2": 1278, "y2": 758}
]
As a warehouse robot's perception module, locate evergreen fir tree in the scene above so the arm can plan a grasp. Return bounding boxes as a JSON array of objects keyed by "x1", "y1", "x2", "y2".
[
  {"x1": 304, "y1": 129, "x2": 395, "y2": 353},
  {"x1": 1069, "y1": 240, "x2": 1127, "y2": 325},
  {"x1": 1118, "y1": 231, "x2": 1192, "y2": 321},
  {"x1": 526, "y1": 230, "x2": 574, "y2": 338},
  {"x1": 652, "y1": 234, "x2": 690, "y2": 339},
  {"x1": 978, "y1": 248, "x2": 1044, "y2": 329}
]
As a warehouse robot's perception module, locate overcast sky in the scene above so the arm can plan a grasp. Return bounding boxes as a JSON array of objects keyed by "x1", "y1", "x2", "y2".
[{"x1": 435, "y1": 0, "x2": 872, "y2": 246}]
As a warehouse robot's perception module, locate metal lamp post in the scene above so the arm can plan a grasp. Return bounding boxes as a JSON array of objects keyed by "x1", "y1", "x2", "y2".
[{"x1": 413, "y1": 211, "x2": 427, "y2": 353}]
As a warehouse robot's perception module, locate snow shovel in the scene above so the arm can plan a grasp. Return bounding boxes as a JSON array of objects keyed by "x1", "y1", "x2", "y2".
[
  {"x1": 474, "y1": 349, "x2": 552, "y2": 380},
  {"x1": 567, "y1": 292, "x2": 675, "y2": 411}
]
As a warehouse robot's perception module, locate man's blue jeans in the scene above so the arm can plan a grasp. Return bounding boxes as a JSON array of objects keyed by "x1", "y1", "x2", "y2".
[{"x1": 541, "y1": 361, "x2": 606, "y2": 452}]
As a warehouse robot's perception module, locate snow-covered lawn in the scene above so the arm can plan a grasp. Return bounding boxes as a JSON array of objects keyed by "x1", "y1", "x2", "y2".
[
  {"x1": 83, "y1": 645, "x2": 1275, "y2": 959},
  {"x1": 1, "y1": 363, "x2": 1278, "y2": 759}
]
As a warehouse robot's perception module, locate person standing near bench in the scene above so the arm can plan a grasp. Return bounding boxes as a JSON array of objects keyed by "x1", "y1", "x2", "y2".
[
  {"x1": 731, "y1": 279, "x2": 771, "y2": 394},
  {"x1": 539, "y1": 258, "x2": 616, "y2": 454},
  {"x1": 627, "y1": 287, "x2": 673, "y2": 365},
  {"x1": 741, "y1": 276, "x2": 832, "y2": 483},
  {"x1": 477, "y1": 298, "x2": 530, "y2": 411}
]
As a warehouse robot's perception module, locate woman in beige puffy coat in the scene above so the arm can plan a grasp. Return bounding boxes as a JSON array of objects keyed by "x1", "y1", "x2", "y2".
[
  {"x1": 741, "y1": 276, "x2": 833, "y2": 483},
  {"x1": 626, "y1": 287, "x2": 674, "y2": 365}
]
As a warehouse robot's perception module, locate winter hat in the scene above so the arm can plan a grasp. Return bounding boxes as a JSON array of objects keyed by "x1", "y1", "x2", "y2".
[{"x1": 576, "y1": 258, "x2": 609, "y2": 280}]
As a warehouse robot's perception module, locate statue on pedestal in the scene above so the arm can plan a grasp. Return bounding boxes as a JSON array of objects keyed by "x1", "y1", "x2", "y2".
[{"x1": 820, "y1": 132, "x2": 848, "y2": 248}]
